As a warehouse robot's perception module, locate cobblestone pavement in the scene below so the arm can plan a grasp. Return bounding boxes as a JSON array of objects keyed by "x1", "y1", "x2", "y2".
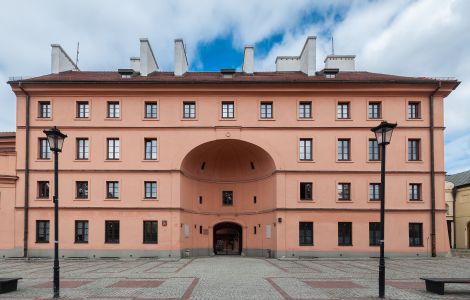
[{"x1": 1, "y1": 256, "x2": 470, "y2": 299}]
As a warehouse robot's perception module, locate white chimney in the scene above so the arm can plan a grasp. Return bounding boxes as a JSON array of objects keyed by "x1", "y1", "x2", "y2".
[
  {"x1": 242, "y1": 46, "x2": 254, "y2": 74},
  {"x1": 275, "y1": 36, "x2": 316, "y2": 76},
  {"x1": 174, "y1": 39, "x2": 188, "y2": 76},
  {"x1": 299, "y1": 36, "x2": 316, "y2": 76},
  {"x1": 130, "y1": 57, "x2": 140, "y2": 72},
  {"x1": 324, "y1": 55, "x2": 355, "y2": 71},
  {"x1": 51, "y1": 44, "x2": 79, "y2": 74},
  {"x1": 139, "y1": 38, "x2": 158, "y2": 76},
  {"x1": 275, "y1": 57, "x2": 300, "y2": 72}
]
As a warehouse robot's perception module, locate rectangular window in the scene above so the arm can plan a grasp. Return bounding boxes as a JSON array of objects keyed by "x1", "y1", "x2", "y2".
[
  {"x1": 39, "y1": 138, "x2": 51, "y2": 159},
  {"x1": 337, "y1": 102, "x2": 350, "y2": 119},
  {"x1": 299, "y1": 138, "x2": 312, "y2": 161},
  {"x1": 105, "y1": 220, "x2": 120, "y2": 243},
  {"x1": 222, "y1": 191, "x2": 233, "y2": 206},
  {"x1": 298, "y1": 101, "x2": 312, "y2": 119},
  {"x1": 183, "y1": 101, "x2": 196, "y2": 119},
  {"x1": 253, "y1": 226, "x2": 257, "y2": 235},
  {"x1": 300, "y1": 182, "x2": 313, "y2": 200},
  {"x1": 338, "y1": 222, "x2": 352, "y2": 246},
  {"x1": 260, "y1": 101, "x2": 273, "y2": 119},
  {"x1": 369, "y1": 222, "x2": 381, "y2": 246},
  {"x1": 221, "y1": 101, "x2": 234, "y2": 119},
  {"x1": 107, "y1": 101, "x2": 120, "y2": 118},
  {"x1": 36, "y1": 220, "x2": 50, "y2": 243},
  {"x1": 107, "y1": 138, "x2": 120, "y2": 160},
  {"x1": 409, "y1": 223, "x2": 423, "y2": 246},
  {"x1": 338, "y1": 183, "x2": 351, "y2": 201},
  {"x1": 408, "y1": 139, "x2": 420, "y2": 161},
  {"x1": 76, "y1": 101, "x2": 89, "y2": 118},
  {"x1": 106, "y1": 181, "x2": 119, "y2": 199},
  {"x1": 76, "y1": 138, "x2": 89, "y2": 160},
  {"x1": 299, "y1": 222, "x2": 313, "y2": 246},
  {"x1": 408, "y1": 102, "x2": 421, "y2": 119},
  {"x1": 145, "y1": 181, "x2": 157, "y2": 199},
  {"x1": 409, "y1": 183, "x2": 422, "y2": 201},
  {"x1": 337, "y1": 139, "x2": 350, "y2": 161},
  {"x1": 143, "y1": 221, "x2": 158, "y2": 244},
  {"x1": 145, "y1": 102, "x2": 158, "y2": 119},
  {"x1": 38, "y1": 101, "x2": 51, "y2": 118},
  {"x1": 144, "y1": 138, "x2": 157, "y2": 160},
  {"x1": 37, "y1": 181, "x2": 50, "y2": 199},
  {"x1": 368, "y1": 102, "x2": 381, "y2": 119},
  {"x1": 369, "y1": 183, "x2": 380, "y2": 201},
  {"x1": 76, "y1": 181, "x2": 88, "y2": 199},
  {"x1": 368, "y1": 139, "x2": 380, "y2": 161},
  {"x1": 75, "y1": 220, "x2": 89, "y2": 243}
]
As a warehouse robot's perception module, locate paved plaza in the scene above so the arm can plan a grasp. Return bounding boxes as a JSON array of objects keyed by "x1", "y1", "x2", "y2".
[{"x1": 1, "y1": 256, "x2": 470, "y2": 299}]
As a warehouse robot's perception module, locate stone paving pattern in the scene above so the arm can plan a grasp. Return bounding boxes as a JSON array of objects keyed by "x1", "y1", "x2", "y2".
[{"x1": 0, "y1": 256, "x2": 469, "y2": 299}]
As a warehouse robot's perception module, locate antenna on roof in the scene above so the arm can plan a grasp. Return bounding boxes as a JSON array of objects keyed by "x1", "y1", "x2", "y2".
[
  {"x1": 75, "y1": 42, "x2": 80, "y2": 68},
  {"x1": 331, "y1": 36, "x2": 335, "y2": 55}
]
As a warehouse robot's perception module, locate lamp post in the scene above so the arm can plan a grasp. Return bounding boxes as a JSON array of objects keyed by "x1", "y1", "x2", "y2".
[
  {"x1": 371, "y1": 121, "x2": 397, "y2": 299},
  {"x1": 43, "y1": 126, "x2": 67, "y2": 299}
]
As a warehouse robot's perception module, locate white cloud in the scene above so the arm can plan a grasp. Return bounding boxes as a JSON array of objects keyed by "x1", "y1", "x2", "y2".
[
  {"x1": 257, "y1": 0, "x2": 470, "y2": 173},
  {"x1": 0, "y1": 0, "x2": 468, "y2": 173}
]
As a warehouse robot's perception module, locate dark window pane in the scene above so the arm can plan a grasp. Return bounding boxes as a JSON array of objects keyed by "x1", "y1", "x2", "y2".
[
  {"x1": 38, "y1": 181, "x2": 50, "y2": 198},
  {"x1": 338, "y1": 222, "x2": 352, "y2": 246},
  {"x1": 222, "y1": 191, "x2": 233, "y2": 205},
  {"x1": 143, "y1": 221, "x2": 158, "y2": 243},
  {"x1": 409, "y1": 223, "x2": 423, "y2": 246},
  {"x1": 36, "y1": 220, "x2": 50, "y2": 243},
  {"x1": 300, "y1": 182, "x2": 313, "y2": 200},
  {"x1": 369, "y1": 222, "x2": 381, "y2": 246},
  {"x1": 299, "y1": 222, "x2": 313, "y2": 246},
  {"x1": 75, "y1": 220, "x2": 89, "y2": 243},
  {"x1": 105, "y1": 221, "x2": 120, "y2": 243}
]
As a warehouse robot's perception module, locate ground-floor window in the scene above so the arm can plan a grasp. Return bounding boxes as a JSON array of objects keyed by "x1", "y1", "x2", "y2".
[
  {"x1": 105, "y1": 220, "x2": 120, "y2": 243},
  {"x1": 409, "y1": 223, "x2": 423, "y2": 246},
  {"x1": 36, "y1": 220, "x2": 50, "y2": 243},
  {"x1": 338, "y1": 222, "x2": 352, "y2": 246},
  {"x1": 75, "y1": 220, "x2": 89, "y2": 243},
  {"x1": 143, "y1": 221, "x2": 158, "y2": 244},
  {"x1": 369, "y1": 222, "x2": 380, "y2": 246},
  {"x1": 299, "y1": 222, "x2": 313, "y2": 246}
]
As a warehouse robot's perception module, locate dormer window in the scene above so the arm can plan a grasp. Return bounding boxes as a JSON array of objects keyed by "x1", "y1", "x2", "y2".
[{"x1": 326, "y1": 73, "x2": 336, "y2": 79}]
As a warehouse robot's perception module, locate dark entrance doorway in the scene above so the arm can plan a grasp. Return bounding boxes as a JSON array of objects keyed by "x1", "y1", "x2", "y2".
[{"x1": 213, "y1": 222, "x2": 242, "y2": 255}]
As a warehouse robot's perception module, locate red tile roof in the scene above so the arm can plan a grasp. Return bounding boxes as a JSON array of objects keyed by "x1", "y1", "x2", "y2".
[{"x1": 9, "y1": 70, "x2": 456, "y2": 84}]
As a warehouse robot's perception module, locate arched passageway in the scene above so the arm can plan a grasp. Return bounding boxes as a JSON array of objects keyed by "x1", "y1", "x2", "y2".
[{"x1": 213, "y1": 222, "x2": 242, "y2": 255}]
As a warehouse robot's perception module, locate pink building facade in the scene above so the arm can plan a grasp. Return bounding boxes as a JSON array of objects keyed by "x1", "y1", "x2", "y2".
[{"x1": 1, "y1": 38, "x2": 459, "y2": 259}]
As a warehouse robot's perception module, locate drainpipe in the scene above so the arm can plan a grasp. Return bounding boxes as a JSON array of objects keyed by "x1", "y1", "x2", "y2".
[
  {"x1": 18, "y1": 82, "x2": 30, "y2": 258},
  {"x1": 429, "y1": 81, "x2": 441, "y2": 257},
  {"x1": 452, "y1": 187, "x2": 457, "y2": 249}
]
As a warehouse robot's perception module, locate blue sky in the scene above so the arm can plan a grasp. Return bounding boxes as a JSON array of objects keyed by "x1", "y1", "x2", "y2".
[{"x1": 0, "y1": 0, "x2": 469, "y2": 174}]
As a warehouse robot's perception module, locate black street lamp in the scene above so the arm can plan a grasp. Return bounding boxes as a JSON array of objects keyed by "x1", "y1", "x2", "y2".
[
  {"x1": 43, "y1": 126, "x2": 67, "y2": 298},
  {"x1": 371, "y1": 121, "x2": 396, "y2": 299}
]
